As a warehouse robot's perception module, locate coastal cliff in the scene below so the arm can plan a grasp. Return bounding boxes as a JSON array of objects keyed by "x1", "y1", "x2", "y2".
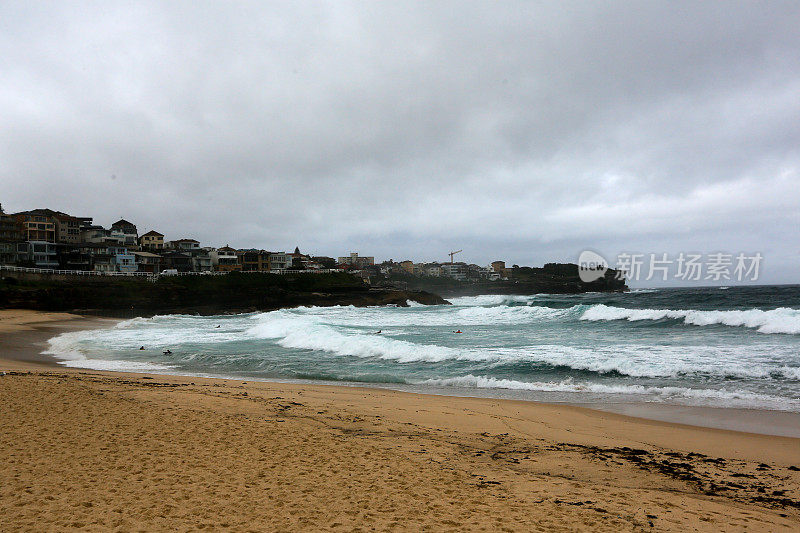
[
  {"x1": 376, "y1": 263, "x2": 627, "y2": 297},
  {"x1": 0, "y1": 272, "x2": 447, "y2": 317}
]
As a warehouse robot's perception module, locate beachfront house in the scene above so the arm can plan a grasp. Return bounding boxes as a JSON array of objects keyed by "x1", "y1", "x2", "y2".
[
  {"x1": 15, "y1": 241, "x2": 59, "y2": 268},
  {"x1": 110, "y1": 219, "x2": 139, "y2": 247},
  {"x1": 81, "y1": 225, "x2": 108, "y2": 244},
  {"x1": 53, "y1": 212, "x2": 86, "y2": 244},
  {"x1": 191, "y1": 248, "x2": 214, "y2": 272},
  {"x1": 238, "y1": 249, "x2": 269, "y2": 271},
  {"x1": 161, "y1": 251, "x2": 192, "y2": 272},
  {"x1": 13, "y1": 210, "x2": 57, "y2": 243},
  {"x1": 57, "y1": 246, "x2": 93, "y2": 271},
  {"x1": 109, "y1": 246, "x2": 137, "y2": 273},
  {"x1": 211, "y1": 246, "x2": 241, "y2": 272},
  {"x1": 269, "y1": 252, "x2": 291, "y2": 272},
  {"x1": 169, "y1": 239, "x2": 201, "y2": 252},
  {"x1": 0, "y1": 208, "x2": 20, "y2": 264},
  {"x1": 132, "y1": 251, "x2": 162, "y2": 273},
  {"x1": 140, "y1": 230, "x2": 164, "y2": 251}
]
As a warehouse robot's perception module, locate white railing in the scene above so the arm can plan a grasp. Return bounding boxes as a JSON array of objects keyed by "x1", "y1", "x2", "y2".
[
  {"x1": 276, "y1": 269, "x2": 345, "y2": 274},
  {"x1": 0, "y1": 264, "x2": 349, "y2": 278},
  {"x1": 0, "y1": 265, "x2": 153, "y2": 277}
]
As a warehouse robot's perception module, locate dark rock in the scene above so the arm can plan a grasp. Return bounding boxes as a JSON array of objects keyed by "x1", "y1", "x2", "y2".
[{"x1": 0, "y1": 272, "x2": 449, "y2": 316}]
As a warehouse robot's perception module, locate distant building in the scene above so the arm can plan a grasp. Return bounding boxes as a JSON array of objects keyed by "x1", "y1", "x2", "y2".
[
  {"x1": 132, "y1": 251, "x2": 162, "y2": 273},
  {"x1": 15, "y1": 241, "x2": 58, "y2": 268},
  {"x1": 399, "y1": 260, "x2": 414, "y2": 274},
  {"x1": 491, "y1": 261, "x2": 506, "y2": 272},
  {"x1": 425, "y1": 263, "x2": 443, "y2": 277},
  {"x1": 110, "y1": 219, "x2": 137, "y2": 235},
  {"x1": 311, "y1": 256, "x2": 337, "y2": 269},
  {"x1": 238, "y1": 249, "x2": 269, "y2": 271},
  {"x1": 288, "y1": 247, "x2": 312, "y2": 269},
  {"x1": 92, "y1": 252, "x2": 115, "y2": 272},
  {"x1": 161, "y1": 251, "x2": 193, "y2": 272},
  {"x1": 13, "y1": 210, "x2": 57, "y2": 243},
  {"x1": 169, "y1": 239, "x2": 200, "y2": 251},
  {"x1": 338, "y1": 252, "x2": 375, "y2": 269},
  {"x1": 211, "y1": 246, "x2": 241, "y2": 272},
  {"x1": 467, "y1": 264, "x2": 495, "y2": 280},
  {"x1": 57, "y1": 246, "x2": 93, "y2": 271},
  {"x1": 81, "y1": 225, "x2": 108, "y2": 244},
  {"x1": 53, "y1": 213, "x2": 85, "y2": 244},
  {"x1": 140, "y1": 230, "x2": 164, "y2": 251},
  {"x1": 0, "y1": 207, "x2": 20, "y2": 264},
  {"x1": 269, "y1": 252, "x2": 291, "y2": 272},
  {"x1": 191, "y1": 248, "x2": 214, "y2": 272},
  {"x1": 441, "y1": 262, "x2": 467, "y2": 281},
  {"x1": 110, "y1": 246, "x2": 137, "y2": 273}
]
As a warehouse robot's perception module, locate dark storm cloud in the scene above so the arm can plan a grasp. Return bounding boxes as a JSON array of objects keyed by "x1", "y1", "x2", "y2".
[{"x1": 1, "y1": 1, "x2": 798, "y2": 283}]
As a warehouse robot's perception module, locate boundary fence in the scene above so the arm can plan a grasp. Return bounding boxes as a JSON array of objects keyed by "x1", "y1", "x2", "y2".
[{"x1": 0, "y1": 264, "x2": 348, "y2": 280}]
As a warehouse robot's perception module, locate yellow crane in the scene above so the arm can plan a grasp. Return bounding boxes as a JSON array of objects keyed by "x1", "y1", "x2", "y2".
[{"x1": 448, "y1": 249, "x2": 463, "y2": 264}]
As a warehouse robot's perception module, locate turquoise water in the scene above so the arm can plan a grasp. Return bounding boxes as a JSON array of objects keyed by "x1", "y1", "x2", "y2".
[{"x1": 46, "y1": 285, "x2": 800, "y2": 411}]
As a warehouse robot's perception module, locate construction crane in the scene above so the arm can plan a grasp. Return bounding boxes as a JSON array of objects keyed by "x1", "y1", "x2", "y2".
[{"x1": 448, "y1": 249, "x2": 463, "y2": 264}]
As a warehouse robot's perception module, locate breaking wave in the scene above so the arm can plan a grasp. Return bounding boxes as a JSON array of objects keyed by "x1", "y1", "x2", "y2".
[
  {"x1": 581, "y1": 304, "x2": 800, "y2": 334},
  {"x1": 261, "y1": 304, "x2": 574, "y2": 327},
  {"x1": 39, "y1": 285, "x2": 800, "y2": 414},
  {"x1": 416, "y1": 375, "x2": 800, "y2": 411},
  {"x1": 246, "y1": 312, "x2": 477, "y2": 363},
  {"x1": 448, "y1": 294, "x2": 538, "y2": 307}
]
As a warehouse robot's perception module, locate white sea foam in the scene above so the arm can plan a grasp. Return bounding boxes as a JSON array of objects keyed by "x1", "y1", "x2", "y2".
[
  {"x1": 42, "y1": 330, "x2": 93, "y2": 361},
  {"x1": 269, "y1": 303, "x2": 572, "y2": 327},
  {"x1": 417, "y1": 375, "x2": 800, "y2": 410},
  {"x1": 581, "y1": 304, "x2": 800, "y2": 334},
  {"x1": 58, "y1": 359, "x2": 175, "y2": 372},
  {"x1": 246, "y1": 313, "x2": 480, "y2": 363},
  {"x1": 245, "y1": 313, "x2": 800, "y2": 379},
  {"x1": 44, "y1": 331, "x2": 175, "y2": 372},
  {"x1": 488, "y1": 344, "x2": 800, "y2": 380},
  {"x1": 39, "y1": 292, "x2": 800, "y2": 413},
  {"x1": 448, "y1": 294, "x2": 537, "y2": 307}
]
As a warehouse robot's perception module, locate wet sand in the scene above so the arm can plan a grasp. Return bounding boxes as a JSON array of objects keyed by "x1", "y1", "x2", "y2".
[{"x1": 2, "y1": 310, "x2": 799, "y2": 531}]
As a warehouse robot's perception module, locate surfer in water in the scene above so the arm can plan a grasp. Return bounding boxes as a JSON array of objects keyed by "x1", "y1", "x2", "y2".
[{"x1": 163, "y1": 349, "x2": 172, "y2": 355}]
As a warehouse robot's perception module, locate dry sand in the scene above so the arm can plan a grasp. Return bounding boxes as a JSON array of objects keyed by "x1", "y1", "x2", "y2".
[{"x1": 1, "y1": 310, "x2": 799, "y2": 531}]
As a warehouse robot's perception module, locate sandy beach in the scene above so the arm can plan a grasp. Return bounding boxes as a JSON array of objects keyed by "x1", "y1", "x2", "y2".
[{"x1": 1, "y1": 310, "x2": 799, "y2": 531}]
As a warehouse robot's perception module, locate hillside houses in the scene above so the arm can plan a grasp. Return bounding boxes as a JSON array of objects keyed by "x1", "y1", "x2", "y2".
[
  {"x1": 0, "y1": 205, "x2": 510, "y2": 282},
  {"x1": 0, "y1": 205, "x2": 326, "y2": 275}
]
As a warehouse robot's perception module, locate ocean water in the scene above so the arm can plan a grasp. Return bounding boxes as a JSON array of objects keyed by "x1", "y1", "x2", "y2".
[{"x1": 44, "y1": 285, "x2": 800, "y2": 412}]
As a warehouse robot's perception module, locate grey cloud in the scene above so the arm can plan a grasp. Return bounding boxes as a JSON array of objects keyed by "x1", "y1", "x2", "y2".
[{"x1": 1, "y1": 1, "x2": 799, "y2": 284}]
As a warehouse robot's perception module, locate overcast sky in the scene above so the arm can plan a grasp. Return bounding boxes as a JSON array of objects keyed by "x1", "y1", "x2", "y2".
[{"x1": 1, "y1": 1, "x2": 798, "y2": 285}]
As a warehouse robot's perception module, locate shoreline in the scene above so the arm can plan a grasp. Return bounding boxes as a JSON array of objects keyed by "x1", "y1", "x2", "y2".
[
  {"x1": 2, "y1": 309, "x2": 799, "y2": 530},
  {"x1": 0, "y1": 310, "x2": 119, "y2": 370},
  {"x1": 3, "y1": 309, "x2": 800, "y2": 438}
]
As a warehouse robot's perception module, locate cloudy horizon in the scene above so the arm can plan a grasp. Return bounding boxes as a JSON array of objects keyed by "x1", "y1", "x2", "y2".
[{"x1": 2, "y1": 1, "x2": 798, "y2": 285}]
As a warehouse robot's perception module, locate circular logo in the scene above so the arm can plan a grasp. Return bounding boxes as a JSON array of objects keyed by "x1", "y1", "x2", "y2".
[{"x1": 578, "y1": 250, "x2": 608, "y2": 282}]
